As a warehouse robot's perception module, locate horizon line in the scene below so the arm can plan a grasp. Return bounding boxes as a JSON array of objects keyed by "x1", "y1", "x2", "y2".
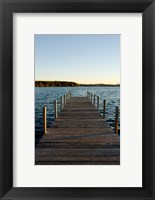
[{"x1": 35, "y1": 80, "x2": 120, "y2": 85}]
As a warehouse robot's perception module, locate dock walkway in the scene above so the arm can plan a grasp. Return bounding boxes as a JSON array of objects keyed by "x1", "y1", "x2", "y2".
[{"x1": 35, "y1": 95, "x2": 120, "y2": 165}]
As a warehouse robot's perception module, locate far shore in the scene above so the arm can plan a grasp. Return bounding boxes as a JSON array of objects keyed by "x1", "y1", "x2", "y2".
[{"x1": 35, "y1": 81, "x2": 120, "y2": 87}]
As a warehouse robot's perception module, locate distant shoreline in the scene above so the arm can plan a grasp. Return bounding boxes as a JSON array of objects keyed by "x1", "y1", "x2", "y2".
[
  {"x1": 35, "y1": 81, "x2": 120, "y2": 87},
  {"x1": 78, "y1": 84, "x2": 120, "y2": 87}
]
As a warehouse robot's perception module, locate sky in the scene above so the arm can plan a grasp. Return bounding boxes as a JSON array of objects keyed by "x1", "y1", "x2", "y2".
[{"x1": 35, "y1": 34, "x2": 120, "y2": 84}]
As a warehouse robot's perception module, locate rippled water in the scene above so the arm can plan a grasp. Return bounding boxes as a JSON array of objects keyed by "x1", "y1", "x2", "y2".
[{"x1": 35, "y1": 86, "x2": 120, "y2": 140}]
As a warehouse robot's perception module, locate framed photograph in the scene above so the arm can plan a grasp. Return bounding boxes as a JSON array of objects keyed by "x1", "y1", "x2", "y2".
[
  {"x1": 0, "y1": 0, "x2": 154, "y2": 199},
  {"x1": 35, "y1": 34, "x2": 121, "y2": 166}
]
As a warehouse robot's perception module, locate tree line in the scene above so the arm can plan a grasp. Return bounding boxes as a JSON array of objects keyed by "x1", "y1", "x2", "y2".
[{"x1": 35, "y1": 81, "x2": 79, "y2": 87}]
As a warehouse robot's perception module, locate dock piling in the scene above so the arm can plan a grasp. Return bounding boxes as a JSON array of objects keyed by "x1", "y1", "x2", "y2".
[
  {"x1": 54, "y1": 100, "x2": 58, "y2": 119},
  {"x1": 88, "y1": 92, "x2": 91, "y2": 101},
  {"x1": 64, "y1": 94, "x2": 66, "y2": 106},
  {"x1": 94, "y1": 94, "x2": 96, "y2": 105},
  {"x1": 97, "y1": 96, "x2": 99, "y2": 110},
  {"x1": 60, "y1": 96, "x2": 63, "y2": 111},
  {"x1": 67, "y1": 92, "x2": 70, "y2": 101},
  {"x1": 69, "y1": 91, "x2": 72, "y2": 100},
  {"x1": 66, "y1": 93, "x2": 68, "y2": 101},
  {"x1": 87, "y1": 91, "x2": 90, "y2": 100},
  {"x1": 43, "y1": 105, "x2": 47, "y2": 135},
  {"x1": 103, "y1": 100, "x2": 106, "y2": 118},
  {"x1": 115, "y1": 106, "x2": 119, "y2": 134},
  {"x1": 91, "y1": 93, "x2": 93, "y2": 103},
  {"x1": 67, "y1": 91, "x2": 71, "y2": 101}
]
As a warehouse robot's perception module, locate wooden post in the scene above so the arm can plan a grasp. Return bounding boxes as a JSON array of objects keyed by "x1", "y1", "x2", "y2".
[
  {"x1": 91, "y1": 93, "x2": 93, "y2": 103},
  {"x1": 64, "y1": 94, "x2": 66, "y2": 106},
  {"x1": 43, "y1": 105, "x2": 47, "y2": 135},
  {"x1": 69, "y1": 91, "x2": 71, "y2": 100},
  {"x1": 90, "y1": 93, "x2": 92, "y2": 101},
  {"x1": 66, "y1": 93, "x2": 68, "y2": 101},
  {"x1": 54, "y1": 100, "x2": 58, "y2": 119},
  {"x1": 67, "y1": 92, "x2": 70, "y2": 101},
  {"x1": 103, "y1": 100, "x2": 106, "y2": 118},
  {"x1": 67, "y1": 92, "x2": 69, "y2": 101},
  {"x1": 115, "y1": 106, "x2": 119, "y2": 134},
  {"x1": 88, "y1": 92, "x2": 90, "y2": 101},
  {"x1": 68, "y1": 92, "x2": 70, "y2": 101},
  {"x1": 93, "y1": 94, "x2": 95, "y2": 105},
  {"x1": 60, "y1": 96, "x2": 63, "y2": 111},
  {"x1": 88, "y1": 92, "x2": 90, "y2": 100},
  {"x1": 97, "y1": 96, "x2": 99, "y2": 110}
]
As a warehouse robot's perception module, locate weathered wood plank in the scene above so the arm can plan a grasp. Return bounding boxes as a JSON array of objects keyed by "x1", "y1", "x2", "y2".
[
  {"x1": 40, "y1": 135, "x2": 119, "y2": 143},
  {"x1": 52, "y1": 124, "x2": 111, "y2": 128},
  {"x1": 35, "y1": 148, "x2": 120, "y2": 157},
  {"x1": 36, "y1": 142, "x2": 120, "y2": 149},
  {"x1": 55, "y1": 119, "x2": 107, "y2": 122},
  {"x1": 47, "y1": 127, "x2": 113, "y2": 131},
  {"x1": 35, "y1": 161, "x2": 120, "y2": 165},
  {"x1": 42, "y1": 131, "x2": 116, "y2": 137},
  {"x1": 36, "y1": 156, "x2": 120, "y2": 162}
]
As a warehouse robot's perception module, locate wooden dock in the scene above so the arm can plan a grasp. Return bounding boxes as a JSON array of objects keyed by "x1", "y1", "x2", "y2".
[{"x1": 35, "y1": 94, "x2": 120, "y2": 165}]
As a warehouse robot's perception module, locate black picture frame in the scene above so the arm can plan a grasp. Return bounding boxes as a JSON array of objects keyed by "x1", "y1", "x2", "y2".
[{"x1": 0, "y1": 0, "x2": 155, "y2": 199}]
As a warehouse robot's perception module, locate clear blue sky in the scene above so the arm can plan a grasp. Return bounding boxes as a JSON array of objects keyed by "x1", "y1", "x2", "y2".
[{"x1": 35, "y1": 34, "x2": 120, "y2": 84}]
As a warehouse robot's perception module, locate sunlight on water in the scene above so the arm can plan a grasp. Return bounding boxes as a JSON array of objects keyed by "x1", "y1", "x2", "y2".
[{"x1": 35, "y1": 87, "x2": 120, "y2": 140}]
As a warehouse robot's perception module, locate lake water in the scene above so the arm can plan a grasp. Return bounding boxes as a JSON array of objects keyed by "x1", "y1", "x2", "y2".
[{"x1": 35, "y1": 86, "x2": 120, "y2": 141}]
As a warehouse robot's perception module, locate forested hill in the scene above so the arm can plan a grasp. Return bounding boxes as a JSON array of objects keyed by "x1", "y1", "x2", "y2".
[
  {"x1": 35, "y1": 81, "x2": 79, "y2": 87},
  {"x1": 35, "y1": 81, "x2": 120, "y2": 87}
]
